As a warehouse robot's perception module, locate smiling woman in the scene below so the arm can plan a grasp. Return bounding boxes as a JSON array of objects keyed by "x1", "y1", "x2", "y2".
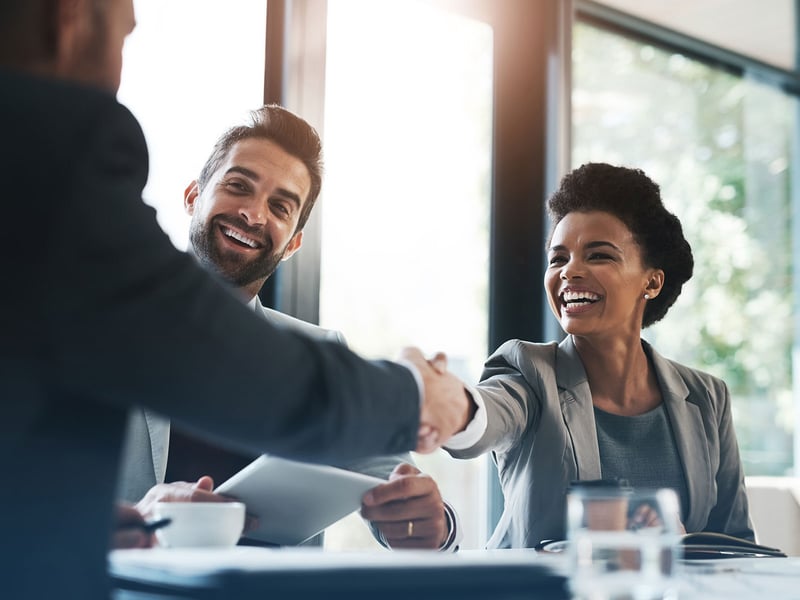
[
  {"x1": 546, "y1": 212, "x2": 654, "y2": 339},
  {"x1": 446, "y1": 162, "x2": 754, "y2": 549}
]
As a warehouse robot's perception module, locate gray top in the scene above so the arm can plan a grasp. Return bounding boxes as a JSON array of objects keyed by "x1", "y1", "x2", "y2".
[{"x1": 594, "y1": 403, "x2": 690, "y2": 522}]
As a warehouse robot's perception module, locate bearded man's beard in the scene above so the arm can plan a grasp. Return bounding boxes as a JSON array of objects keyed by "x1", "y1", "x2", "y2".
[{"x1": 189, "y1": 217, "x2": 288, "y2": 288}]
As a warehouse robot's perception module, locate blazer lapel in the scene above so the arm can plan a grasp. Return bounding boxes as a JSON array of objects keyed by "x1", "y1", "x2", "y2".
[
  {"x1": 143, "y1": 409, "x2": 170, "y2": 484},
  {"x1": 558, "y1": 336, "x2": 602, "y2": 480},
  {"x1": 645, "y1": 341, "x2": 712, "y2": 531}
]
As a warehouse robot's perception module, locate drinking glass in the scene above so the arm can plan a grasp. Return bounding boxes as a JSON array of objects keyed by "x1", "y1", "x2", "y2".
[{"x1": 566, "y1": 483, "x2": 682, "y2": 600}]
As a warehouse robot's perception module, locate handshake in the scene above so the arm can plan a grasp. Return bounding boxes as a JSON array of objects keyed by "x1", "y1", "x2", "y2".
[{"x1": 398, "y1": 347, "x2": 476, "y2": 454}]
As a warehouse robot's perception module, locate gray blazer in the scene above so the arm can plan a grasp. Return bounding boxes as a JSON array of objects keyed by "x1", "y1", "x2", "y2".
[
  {"x1": 449, "y1": 335, "x2": 753, "y2": 548},
  {"x1": 118, "y1": 301, "x2": 414, "y2": 545}
]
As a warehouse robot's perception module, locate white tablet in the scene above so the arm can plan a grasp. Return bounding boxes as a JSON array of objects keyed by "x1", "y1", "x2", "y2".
[{"x1": 215, "y1": 455, "x2": 385, "y2": 546}]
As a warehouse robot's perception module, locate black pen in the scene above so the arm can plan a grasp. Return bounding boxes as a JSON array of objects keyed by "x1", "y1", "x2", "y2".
[{"x1": 119, "y1": 517, "x2": 172, "y2": 533}]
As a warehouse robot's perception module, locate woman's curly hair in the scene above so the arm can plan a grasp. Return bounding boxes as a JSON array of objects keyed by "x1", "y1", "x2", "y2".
[{"x1": 547, "y1": 162, "x2": 694, "y2": 328}]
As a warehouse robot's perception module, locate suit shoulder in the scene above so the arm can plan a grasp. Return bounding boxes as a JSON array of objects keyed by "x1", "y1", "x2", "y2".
[
  {"x1": 258, "y1": 305, "x2": 346, "y2": 344},
  {"x1": 644, "y1": 340, "x2": 727, "y2": 395},
  {"x1": 658, "y1": 355, "x2": 730, "y2": 414},
  {"x1": 490, "y1": 339, "x2": 558, "y2": 365},
  {"x1": 1, "y1": 70, "x2": 141, "y2": 137},
  {"x1": 1, "y1": 71, "x2": 147, "y2": 189},
  {"x1": 663, "y1": 355, "x2": 725, "y2": 388}
]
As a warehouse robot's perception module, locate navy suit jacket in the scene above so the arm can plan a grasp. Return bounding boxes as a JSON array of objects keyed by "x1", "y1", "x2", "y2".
[
  {"x1": 119, "y1": 305, "x2": 414, "y2": 548},
  {"x1": 0, "y1": 69, "x2": 420, "y2": 598}
]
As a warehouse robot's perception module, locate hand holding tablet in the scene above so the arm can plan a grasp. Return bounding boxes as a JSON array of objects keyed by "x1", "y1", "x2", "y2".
[{"x1": 215, "y1": 455, "x2": 385, "y2": 546}]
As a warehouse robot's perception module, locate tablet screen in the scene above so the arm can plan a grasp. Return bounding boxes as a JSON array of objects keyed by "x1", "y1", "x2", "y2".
[{"x1": 215, "y1": 455, "x2": 385, "y2": 546}]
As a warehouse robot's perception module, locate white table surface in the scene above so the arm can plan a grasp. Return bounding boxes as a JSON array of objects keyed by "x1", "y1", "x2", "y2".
[{"x1": 679, "y1": 557, "x2": 800, "y2": 599}]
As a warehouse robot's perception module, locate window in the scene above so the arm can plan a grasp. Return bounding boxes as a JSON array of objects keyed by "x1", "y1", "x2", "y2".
[
  {"x1": 119, "y1": 0, "x2": 267, "y2": 249},
  {"x1": 119, "y1": 0, "x2": 498, "y2": 550},
  {"x1": 572, "y1": 22, "x2": 797, "y2": 475},
  {"x1": 318, "y1": 0, "x2": 494, "y2": 550}
]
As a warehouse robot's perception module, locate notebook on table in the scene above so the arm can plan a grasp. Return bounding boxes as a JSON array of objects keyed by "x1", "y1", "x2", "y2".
[
  {"x1": 681, "y1": 532, "x2": 786, "y2": 559},
  {"x1": 537, "y1": 531, "x2": 786, "y2": 559}
]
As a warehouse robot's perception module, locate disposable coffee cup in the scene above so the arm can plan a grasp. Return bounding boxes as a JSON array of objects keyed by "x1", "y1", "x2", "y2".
[{"x1": 568, "y1": 479, "x2": 632, "y2": 532}]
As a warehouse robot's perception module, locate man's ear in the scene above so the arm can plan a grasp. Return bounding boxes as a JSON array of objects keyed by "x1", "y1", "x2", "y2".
[
  {"x1": 281, "y1": 231, "x2": 304, "y2": 262},
  {"x1": 184, "y1": 181, "x2": 200, "y2": 215},
  {"x1": 54, "y1": 0, "x2": 90, "y2": 72}
]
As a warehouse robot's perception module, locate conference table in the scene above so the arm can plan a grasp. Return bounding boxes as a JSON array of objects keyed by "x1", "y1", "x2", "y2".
[{"x1": 109, "y1": 546, "x2": 800, "y2": 599}]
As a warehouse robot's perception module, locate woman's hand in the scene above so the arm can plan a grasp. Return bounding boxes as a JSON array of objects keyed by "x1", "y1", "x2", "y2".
[{"x1": 629, "y1": 503, "x2": 686, "y2": 533}]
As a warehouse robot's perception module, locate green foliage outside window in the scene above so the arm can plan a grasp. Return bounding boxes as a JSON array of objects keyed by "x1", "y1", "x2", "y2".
[{"x1": 573, "y1": 23, "x2": 795, "y2": 475}]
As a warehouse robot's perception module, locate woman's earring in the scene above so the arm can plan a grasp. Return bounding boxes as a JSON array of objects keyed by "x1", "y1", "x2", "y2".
[{"x1": 643, "y1": 293, "x2": 650, "y2": 300}]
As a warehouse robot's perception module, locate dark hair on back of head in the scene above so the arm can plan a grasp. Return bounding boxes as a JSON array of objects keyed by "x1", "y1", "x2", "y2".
[{"x1": 547, "y1": 162, "x2": 693, "y2": 327}]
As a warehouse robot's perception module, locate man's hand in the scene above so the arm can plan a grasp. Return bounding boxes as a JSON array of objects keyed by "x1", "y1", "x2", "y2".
[
  {"x1": 136, "y1": 476, "x2": 258, "y2": 532},
  {"x1": 360, "y1": 463, "x2": 448, "y2": 549},
  {"x1": 399, "y1": 347, "x2": 474, "y2": 452},
  {"x1": 112, "y1": 503, "x2": 155, "y2": 549}
]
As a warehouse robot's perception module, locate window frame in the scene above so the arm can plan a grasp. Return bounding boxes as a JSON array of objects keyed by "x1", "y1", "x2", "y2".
[{"x1": 263, "y1": 0, "x2": 570, "y2": 533}]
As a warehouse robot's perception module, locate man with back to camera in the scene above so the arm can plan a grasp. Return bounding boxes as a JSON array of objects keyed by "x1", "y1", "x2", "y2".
[
  {"x1": 0, "y1": 0, "x2": 474, "y2": 596},
  {"x1": 118, "y1": 105, "x2": 461, "y2": 551}
]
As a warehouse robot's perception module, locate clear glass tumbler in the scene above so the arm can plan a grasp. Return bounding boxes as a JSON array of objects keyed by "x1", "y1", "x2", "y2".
[{"x1": 566, "y1": 483, "x2": 682, "y2": 600}]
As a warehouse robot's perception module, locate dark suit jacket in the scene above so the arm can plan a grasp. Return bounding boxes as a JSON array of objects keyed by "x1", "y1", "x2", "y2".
[
  {"x1": 0, "y1": 69, "x2": 419, "y2": 598},
  {"x1": 120, "y1": 305, "x2": 414, "y2": 548}
]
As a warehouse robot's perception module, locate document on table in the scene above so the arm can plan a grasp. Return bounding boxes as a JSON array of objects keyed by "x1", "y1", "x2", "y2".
[{"x1": 215, "y1": 455, "x2": 385, "y2": 546}]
